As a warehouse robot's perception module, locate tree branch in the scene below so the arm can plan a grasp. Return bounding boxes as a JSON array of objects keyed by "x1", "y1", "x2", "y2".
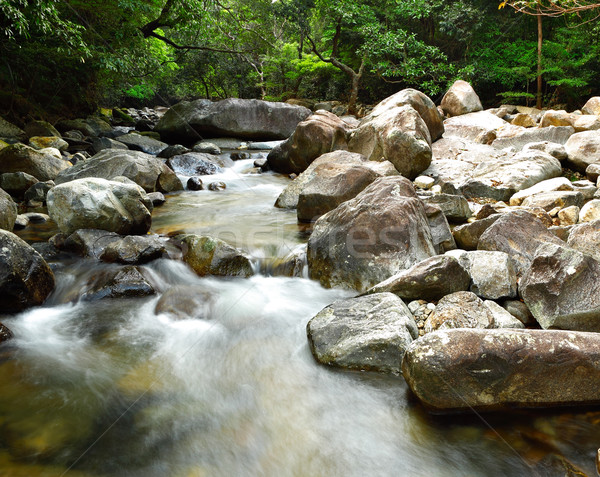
[{"x1": 145, "y1": 30, "x2": 251, "y2": 54}]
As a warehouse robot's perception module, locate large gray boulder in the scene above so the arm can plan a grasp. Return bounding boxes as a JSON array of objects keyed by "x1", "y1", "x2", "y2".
[
  {"x1": 47, "y1": 178, "x2": 153, "y2": 235},
  {"x1": 0, "y1": 229, "x2": 55, "y2": 313},
  {"x1": 520, "y1": 190, "x2": 584, "y2": 212},
  {"x1": 452, "y1": 214, "x2": 502, "y2": 250},
  {"x1": 418, "y1": 192, "x2": 472, "y2": 222},
  {"x1": 365, "y1": 255, "x2": 470, "y2": 301},
  {"x1": 478, "y1": 210, "x2": 564, "y2": 277},
  {"x1": 266, "y1": 111, "x2": 348, "y2": 174},
  {"x1": 565, "y1": 130, "x2": 600, "y2": 172},
  {"x1": 307, "y1": 176, "x2": 437, "y2": 292},
  {"x1": 54, "y1": 149, "x2": 182, "y2": 193},
  {"x1": 348, "y1": 104, "x2": 432, "y2": 179},
  {"x1": 24, "y1": 120, "x2": 61, "y2": 138},
  {"x1": 155, "y1": 98, "x2": 311, "y2": 143},
  {"x1": 520, "y1": 242, "x2": 600, "y2": 331},
  {"x1": 509, "y1": 176, "x2": 575, "y2": 206},
  {"x1": 178, "y1": 234, "x2": 254, "y2": 278},
  {"x1": 275, "y1": 151, "x2": 397, "y2": 209},
  {"x1": 369, "y1": 88, "x2": 444, "y2": 141},
  {"x1": 0, "y1": 171, "x2": 39, "y2": 199},
  {"x1": 0, "y1": 188, "x2": 17, "y2": 231},
  {"x1": 297, "y1": 162, "x2": 379, "y2": 222},
  {"x1": 402, "y1": 328, "x2": 600, "y2": 411},
  {"x1": 461, "y1": 150, "x2": 562, "y2": 201},
  {"x1": 0, "y1": 143, "x2": 70, "y2": 181},
  {"x1": 440, "y1": 80, "x2": 483, "y2": 117},
  {"x1": 307, "y1": 293, "x2": 418, "y2": 373}
]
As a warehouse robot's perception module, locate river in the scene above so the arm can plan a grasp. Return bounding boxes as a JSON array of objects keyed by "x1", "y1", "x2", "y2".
[{"x1": 1, "y1": 152, "x2": 598, "y2": 476}]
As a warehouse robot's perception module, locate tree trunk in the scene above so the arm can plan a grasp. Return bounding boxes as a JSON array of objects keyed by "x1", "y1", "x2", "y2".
[{"x1": 536, "y1": 11, "x2": 543, "y2": 109}]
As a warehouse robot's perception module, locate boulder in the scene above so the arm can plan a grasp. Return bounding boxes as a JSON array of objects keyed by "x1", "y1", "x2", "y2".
[
  {"x1": 420, "y1": 159, "x2": 478, "y2": 195},
  {"x1": 29, "y1": 136, "x2": 68, "y2": 151},
  {"x1": 147, "y1": 191, "x2": 166, "y2": 207},
  {"x1": 80, "y1": 265, "x2": 158, "y2": 301},
  {"x1": 440, "y1": 80, "x2": 483, "y2": 117},
  {"x1": 478, "y1": 210, "x2": 564, "y2": 277},
  {"x1": 0, "y1": 117, "x2": 25, "y2": 139},
  {"x1": 502, "y1": 299, "x2": 535, "y2": 326},
  {"x1": 511, "y1": 113, "x2": 536, "y2": 128},
  {"x1": 114, "y1": 133, "x2": 168, "y2": 155},
  {"x1": 424, "y1": 291, "x2": 493, "y2": 333},
  {"x1": 266, "y1": 111, "x2": 349, "y2": 174},
  {"x1": 155, "y1": 98, "x2": 311, "y2": 143},
  {"x1": 348, "y1": 104, "x2": 432, "y2": 179},
  {"x1": 24, "y1": 120, "x2": 61, "y2": 138},
  {"x1": 0, "y1": 230, "x2": 55, "y2": 313},
  {"x1": 24, "y1": 180, "x2": 54, "y2": 204},
  {"x1": 521, "y1": 242, "x2": 600, "y2": 331},
  {"x1": 307, "y1": 176, "x2": 436, "y2": 292},
  {"x1": 433, "y1": 136, "x2": 511, "y2": 163},
  {"x1": 522, "y1": 141, "x2": 568, "y2": 161},
  {"x1": 297, "y1": 162, "x2": 379, "y2": 222},
  {"x1": 99, "y1": 235, "x2": 169, "y2": 264},
  {"x1": 166, "y1": 152, "x2": 223, "y2": 176},
  {"x1": 423, "y1": 203, "x2": 456, "y2": 253},
  {"x1": 402, "y1": 328, "x2": 600, "y2": 411},
  {"x1": 187, "y1": 177, "x2": 204, "y2": 190},
  {"x1": 192, "y1": 142, "x2": 221, "y2": 155},
  {"x1": 417, "y1": 192, "x2": 472, "y2": 222},
  {"x1": 47, "y1": 178, "x2": 153, "y2": 235},
  {"x1": 365, "y1": 255, "x2": 471, "y2": 301},
  {"x1": 0, "y1": 188, "x2": 17, "y2": 231},
  {"x1": 567, "y1": 219, "x2": 600, "y2": 261},
  {"x1": 157, "y1": 144, "x2": 190, "y2": 159},
  {"x1": 565, "y1": 131, "x2": 600, "y2": 172},
  {"x1": 54, "y1": 149, "x2": 182, "y2": 193},
  {"x1": 442, "y1": 111, "x2": 505, "y2": 142},
  {"x1": 509, "y1": 176, "x2": 575, "y2": 206},
  {"x1": 492, "y1": 125, "x2": 574, "y2": 151},
  {"x1": 0, "y1": 171, "x2": 39, "y2": 199},
  {"x1": 540, "y1": 110, "x2": 600, "y2": 132},
  {"x1": 452, "y1": 214, "x2": 502, "y2": 250},
  {"x1": 579, "y1": 199, "x2": 600, "y2": 222},
  {"x1": 56, "y1": 117, "x2": 111, "y2": 137},
  {"x1": 274, "y1": 150, "x2": 396, "y2": 209},
  {"x1": 0, "y1": 323, "x2": 13, "y2": 343},
  {"x1": 90, "y1": 137, "x2": 129, "y2": 155},
  {"x1": 520, "y1": 190, "x2": 584, "y2": 212},
  {"x1": 484, "y1": 300, "x2": 525, "y2": 329},
  {"x1": 307, "y1": 292, "x2": 418, "y2": 373},
  {"x1": 368, "y1": 88, "x2": 444, "y2": 141},
  {"x1": 557, "y1": 205, "x2": 580, "y2": 226},
  {"x1": 582, "y1": 97, "x2": 600, "y2": 116},
  {"x1": 208, "y1": 181, "x2": 226, "y2": 191},
  {"x1": 0, "y1": 143, "x2": 70, "y2": 181},
  {"x1": 178, "y1": 234, "x2": 254, "y2": 277},
  {"x1": 461, "y1": 150, "x2": 562, "y2": 201},
  {"x1": 61, "y1": 229, "x2": 121, "y2": 258},
  {"x1": 450, "y1": 250, "x2": 517, "y2": 299}
]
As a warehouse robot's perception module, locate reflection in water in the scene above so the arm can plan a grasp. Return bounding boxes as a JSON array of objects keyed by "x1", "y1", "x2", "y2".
[{"x1": 0, "y1": 154, "x2": 599, "y2": 476}]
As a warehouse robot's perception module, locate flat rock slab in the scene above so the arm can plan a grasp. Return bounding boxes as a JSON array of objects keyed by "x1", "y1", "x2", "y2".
[
  {"x1": 492, "y1": 125, "x2": 574, "y2": 151},
  {"x1": 307, "y1": 292, "x2": 418, "y2": 373},
  {"x1": 402, "y1": 328, "x2": 600, "y2": 411}
]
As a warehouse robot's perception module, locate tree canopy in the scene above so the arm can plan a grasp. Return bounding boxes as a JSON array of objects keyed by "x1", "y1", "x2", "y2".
[{"x1": 1, "y1": 0, "x2": 599, "y2": 120}]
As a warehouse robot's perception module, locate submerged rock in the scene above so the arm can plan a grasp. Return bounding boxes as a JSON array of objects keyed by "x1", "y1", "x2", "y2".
[
  {"x1": 154, "y1": 285, "x2": 212, "y2": 320},
  {"x1": 307, "y1": 293, "x2": 418, "y2": 373},
  {"x1": 80, "y1": 265, "x2": 158, "y2": 301},
  {"x1": 402, "y1": 328, "x2": 600, "y2": 411},
  {"x1": 0, "y1": 230, "x2": 55, "y2": 313}
]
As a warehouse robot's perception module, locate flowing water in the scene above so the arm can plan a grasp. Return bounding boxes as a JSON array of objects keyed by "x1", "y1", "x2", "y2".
[{"x1": 1, "y1": 154, "x2": 599, "y2": 476}]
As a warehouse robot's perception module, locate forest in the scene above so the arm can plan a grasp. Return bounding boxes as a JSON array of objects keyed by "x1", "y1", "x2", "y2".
[{"x1": 1, "y1": 0, "x2": 600, "y2": 120}]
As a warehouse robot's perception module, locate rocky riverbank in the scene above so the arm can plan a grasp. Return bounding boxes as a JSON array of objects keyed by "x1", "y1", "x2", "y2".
[{"x1": 2, "y1": 84, "x2": 600, "y2": 416}]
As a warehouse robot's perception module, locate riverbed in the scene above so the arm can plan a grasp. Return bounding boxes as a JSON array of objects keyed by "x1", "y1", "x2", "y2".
[{"x1": 1, "y1": 153, "x2": 598, "y2": 476}]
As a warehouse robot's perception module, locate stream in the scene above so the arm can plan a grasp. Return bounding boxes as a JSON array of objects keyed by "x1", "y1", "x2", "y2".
[{"x1": 1, "y1": 153, "x2": 599, "y2": 476}]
